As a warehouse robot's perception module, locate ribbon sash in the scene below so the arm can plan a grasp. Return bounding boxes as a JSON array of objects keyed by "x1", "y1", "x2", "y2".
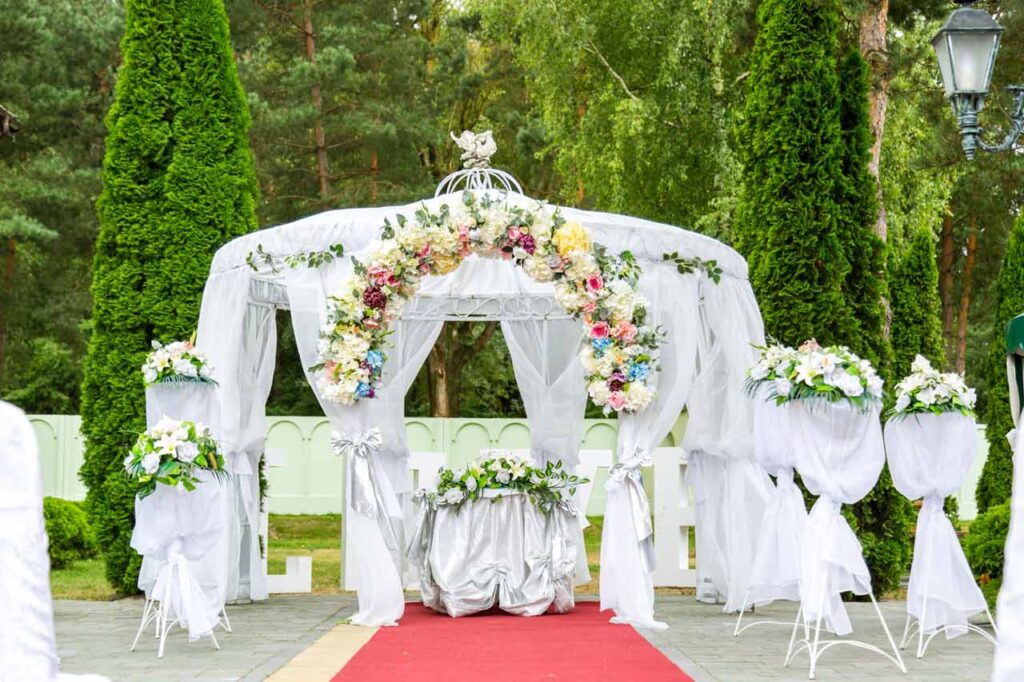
[{"x1": 607, "y1": 454, "x2": 656, "y2": 574}]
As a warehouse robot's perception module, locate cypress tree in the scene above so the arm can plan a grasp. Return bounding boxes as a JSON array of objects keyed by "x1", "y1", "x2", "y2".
[
  {"x1": 978, "y1": 213, "x2": 1024, "y2": 513},
  {"x1": 889, "y1": 227, "x2": 946, "y2": 377},
  {"x1": 735, "y1": 0, "x2": 855, "y2": 347},
  {"x1": 80, "y1": 0, "x2": 258, "y2": 592}
]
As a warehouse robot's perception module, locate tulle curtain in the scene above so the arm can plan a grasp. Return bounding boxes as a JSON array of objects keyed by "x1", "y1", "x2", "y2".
[
  {"x1": 285, "y1": 260, "x2": 442, "y2": 626},
  {"x1": 995, "y1": 427, "x2": 1024, "y2": 681}
]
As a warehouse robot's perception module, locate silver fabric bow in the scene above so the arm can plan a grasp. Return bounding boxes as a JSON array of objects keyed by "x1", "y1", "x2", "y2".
[
  {"x1": 608, "y1": 452, "x2": 657, "y2": 574},
  {"x1": 330, "y1": 428, "x2": 384, "y2": 519}
]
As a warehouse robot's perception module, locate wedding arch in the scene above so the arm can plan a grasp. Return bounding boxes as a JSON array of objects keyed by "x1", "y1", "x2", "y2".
[{"x1": 189, "y1": 135, "x2": 771, "y2": 628}]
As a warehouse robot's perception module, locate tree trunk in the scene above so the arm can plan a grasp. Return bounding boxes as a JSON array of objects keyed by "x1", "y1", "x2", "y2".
[
  {"x1": 0, "y1": 237, "x2": 17, "y2": 379},
  {"x1": 940, "y1": 210, "x2": 956, "y2": 360},
  {"x1": 302, "y1": 0, "x2": 331, "y2": 199},
  {"x1": 956, "y1": 216, "x2": 977, "y2": 375},
  {"x1": 370, "y1": 149, "x2": 378, "y2": 203},
  {"x1": 426, "y1": 321, "x2": 499, "y2": 417},
  {"x1": 859, "y1": 0, "x2": 890, "y2": 243},
  {"x1": 428, "y1": 324, "x2": 451, "y2": 417}
]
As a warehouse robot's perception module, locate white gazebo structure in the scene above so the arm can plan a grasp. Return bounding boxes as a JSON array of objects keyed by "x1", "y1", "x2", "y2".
[{"x1": 190, "y1": 156, "x2": 771, "y2": 628}]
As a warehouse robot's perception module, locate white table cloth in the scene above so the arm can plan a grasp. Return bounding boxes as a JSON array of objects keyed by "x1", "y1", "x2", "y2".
[
  {"x1": 790, "y1": 401, "x2": 884, "y2": 635},
  {"x1": 885, "y1": 412, "x2": 987, "y2": 638},
  {"x1": 747, "y1": 399, "x2": 806, "y2": 605},
  {"x1": 409, "y1": 490, "x2": 580, "y2": 617},
  {"x1": 130, "y1": 473, "x2": 226, "y2": 641}
]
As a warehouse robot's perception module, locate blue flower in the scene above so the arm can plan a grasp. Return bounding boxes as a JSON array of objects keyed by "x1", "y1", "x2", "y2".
[
  {"x1": 365, "y1": 349, "x2": 384, "y2": 369},
  {"x1": 355, "y1": 382, "x2": 373, "y2": 398},
  {"x1": 591, "y1": 338, "x2": 612, "y2": 354},
  {"x1": 627, "y1": 362, "x2": 650, "y2": 382}
]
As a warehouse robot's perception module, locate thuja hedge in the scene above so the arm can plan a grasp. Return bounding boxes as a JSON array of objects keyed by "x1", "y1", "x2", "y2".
[
  {"x1": 978, "y1": 212, "x2": 1024, "y2": 514},
  {"x1": 80, "y1": 0, "x2": 258, "y2": 592},
  {"x1": 737, "y1": 0, "x2": 910, "y2": 593}
]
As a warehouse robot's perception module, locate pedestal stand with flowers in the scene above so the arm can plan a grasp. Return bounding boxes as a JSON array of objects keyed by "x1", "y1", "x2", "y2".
[{"x1": 884, "y1": 355, "x2": 996, "y2": 658}]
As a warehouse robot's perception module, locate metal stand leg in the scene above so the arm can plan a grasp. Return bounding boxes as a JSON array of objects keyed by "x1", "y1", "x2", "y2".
[
  {"x1": 130, "y1": 598, "x2": 160, "y2": 652},
  {"x1": 734, "y1": 589, "x2": 800, "y2": 637}
]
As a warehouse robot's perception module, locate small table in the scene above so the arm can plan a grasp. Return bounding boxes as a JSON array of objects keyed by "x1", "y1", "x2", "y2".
[{"x1": 409, "y1": 490, "x2": 582, "y2": 617}]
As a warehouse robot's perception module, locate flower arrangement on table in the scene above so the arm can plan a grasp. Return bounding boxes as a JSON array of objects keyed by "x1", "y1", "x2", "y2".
[
  {"x1": 745, "y1": 339, "x2": 884, "y2": 410},
  {"x1": 316, "y1": 191, "x2": 660, "y2": 413},
  {"x1": 889, "y1": 354, "x2": 976, "y2": 419},
  {"x1": 142, "y1": 339, "x2": 215, "y2": 386},
  {"x1": 124, "y1": 417, "x2": 227, "y2": 498},
  {"x1": 428, "y1": 453, "x2": 589, "y2": 514}
]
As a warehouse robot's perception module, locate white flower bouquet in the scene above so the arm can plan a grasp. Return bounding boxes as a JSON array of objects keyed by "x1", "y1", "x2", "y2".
[
  {"x1": 142, "y1": 339, "x2": 215, "y2": 386},
  {"x1": 124, "y1": 417, "x2": 227, "y2": 498},
  {"x1": 429, "y1": 453, "x2": 588, "y2": 514},
  {"x1": 746, "y1": 339, "x2": 884, "y2": 410},
  {"x1": 317, "y1": 191, "x2": 660, "y2": 413},
  {"x1": 890, "y1": 355, "x2": 976, "y2": 419}
]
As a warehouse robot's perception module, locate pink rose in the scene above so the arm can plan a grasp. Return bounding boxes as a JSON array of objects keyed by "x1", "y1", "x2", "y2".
[
  {"x1": 417, "y1": 243, "x2": 431, "y2": 258},
  {"x1": 508, "y1": 227, "x2": 521, "y2": 240},
  {"x1": 799, "y1": 338, "x2": 820, "y2": 352},
  {"x1": 583, "y1": 301, "x2": 597, "y2": 314},
  {"x1": 607, "y1": 393, "x2": 627, "y2": 411},
  {"x1": 586, "y1": 273, "x2": 604, "y2": 292},
  {"x1": 612, "y1": 322, "x2": 638, "y2": 343},
  {"x1": 591, "y1": 321, "x2": 610, "y2": 339}
]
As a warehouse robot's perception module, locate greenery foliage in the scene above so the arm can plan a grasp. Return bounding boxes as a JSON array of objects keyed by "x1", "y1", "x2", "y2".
[
  {"x1": 79, "y1": 0, "x2": 258, "y2": 593},
  {"x1": 965, "y1": 501, "x2": 1010, "y2": 607},
  {"x1": 889, "y1": 228, "x2": 947, "y2": 378},
  {"x1": 43, "y1": 497, "x2": 99, "y2": 570},
  {"x1": 979, "y1": 213, "x2": 1024, "y2": 514}
]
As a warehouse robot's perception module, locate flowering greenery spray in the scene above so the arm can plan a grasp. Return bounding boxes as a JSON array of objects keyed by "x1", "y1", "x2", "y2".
[
  {"x1": 142, "y1": 338, "x2": 215, "y2": 386},
  {"x1": 745, "y1": 339, "x2": 884, "y2": 410},
  {"x1": 889, "y1": 355, "x2": 976, "y2": 420},
  {"x1": 123, "y1": 417, "x2": 227, "y2": 498},
  {"x1": 316, "y1": 191, "x2": 661, "y2": 413},
  {"x1": 429, "y1": 453, "x2": 588, "y2": 514}
]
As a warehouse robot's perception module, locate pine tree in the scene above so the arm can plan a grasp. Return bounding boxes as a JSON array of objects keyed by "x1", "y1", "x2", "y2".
[
  {"x1": 80, "y1": 0, "x2": 258, "y2": 592},
  {"x1": 889, "y1": 227, "x2": 946, "y2": 376},
  {"x1": 978, "y1": 213, "x2": 1024, "y2": 513},
  {"x1": 735, "y1": 0, "x2": 855, "y2": 347}
]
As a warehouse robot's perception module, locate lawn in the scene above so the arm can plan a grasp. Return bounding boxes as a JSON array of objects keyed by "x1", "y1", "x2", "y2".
[{"x1": 51, "y1": 513, "x2": 692, "y2": 599}]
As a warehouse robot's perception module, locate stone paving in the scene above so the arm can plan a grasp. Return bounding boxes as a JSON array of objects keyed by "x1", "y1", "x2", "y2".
[{"x1": 55, "y1": 595, "x2": 995, "y2": 681}]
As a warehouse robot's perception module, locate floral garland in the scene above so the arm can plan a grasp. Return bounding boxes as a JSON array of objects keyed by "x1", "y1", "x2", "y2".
[
  {"x1": 316, "y1": 192, "x2": 661, "y2": 413},
  {"x1": 428, "y1": 453, "x2": 588, "y2": 514},
  {"x1": 745, "y1": 339, "x2": 884, "y2": 410},
  {"x1": 142, "y1": 339, "x2": 215, "y2": 386},
  {"x1": 890, "y1": 354, "x2": 976, "y2": 419},
  {"x1": 123, "y1": 417, "x2": 227, "y2": 498}
]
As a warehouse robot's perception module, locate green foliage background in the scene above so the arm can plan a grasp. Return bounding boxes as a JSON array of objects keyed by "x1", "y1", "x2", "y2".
[
  {"x1": 43, "y1": 497, "x2": 99, "y2": 570},
  {"x1": 79, "y1": 0, "x2": 259, "y2": 592}
]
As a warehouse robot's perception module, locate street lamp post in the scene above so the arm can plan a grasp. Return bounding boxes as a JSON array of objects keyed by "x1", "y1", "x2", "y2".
[{"x1": 933, "y1": 0, "x2": 1024, "y2": 159}]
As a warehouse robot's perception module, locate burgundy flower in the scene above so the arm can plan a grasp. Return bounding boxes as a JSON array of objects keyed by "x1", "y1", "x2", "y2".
[
  {"x1": 608, "y1": 376, "x2": 626, "y2": 392},
  {"x1": 363, "y1": 286, "x2": 387, "y2": 310},
  {"x1": 520, "y1": 234, "x2": 536, "y2": 254}
]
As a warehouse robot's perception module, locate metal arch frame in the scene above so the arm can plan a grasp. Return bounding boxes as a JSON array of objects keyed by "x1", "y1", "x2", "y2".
[{"x1": 434, "y1": 168, "x2": 524, "y2": 197}]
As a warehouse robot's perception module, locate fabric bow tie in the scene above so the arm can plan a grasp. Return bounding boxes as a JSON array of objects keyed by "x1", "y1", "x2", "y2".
[{"x1": 331, "y1": 428, "x2": 384, "y2": 519}]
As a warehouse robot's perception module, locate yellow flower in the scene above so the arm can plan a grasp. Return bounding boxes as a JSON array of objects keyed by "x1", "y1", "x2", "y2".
[
  {"x1": 552, "y1": 221, "x2": 592, "y2": 257},
  {"x1": 432, "y1": 253, "x2": 462, "y2": 276}
]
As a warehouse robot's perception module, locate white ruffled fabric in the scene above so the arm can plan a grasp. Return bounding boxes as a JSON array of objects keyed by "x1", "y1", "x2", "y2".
[
  {"x1": 789, "y1": 401, "x2": 884, "y2": 636},
  {"x1": 995, "y1": 426, "x2": 1024, "y2": 680},
  {"x1": 885, "y1": 413, "x2": 986, "y2": 638}
]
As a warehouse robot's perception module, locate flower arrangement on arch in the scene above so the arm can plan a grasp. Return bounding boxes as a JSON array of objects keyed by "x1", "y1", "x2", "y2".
[
  {"x1": 123, "y1": 417, "x2": 227, "y2": 498},
  {"x1": 745, "y1": 339, "x2": 884, "y2": 410},
  {"x1": 316, "y1": 191, "x2": 661, "y2": 413},
  {"x1": 890, "y1": 354, "x2": 976, "y2": 419},
  {"x1": 142, "y1": 339, "x2": 215, "y2": 386},
  {"x1": 428, "y1": 453, "x2": 588, "y2": 514}
]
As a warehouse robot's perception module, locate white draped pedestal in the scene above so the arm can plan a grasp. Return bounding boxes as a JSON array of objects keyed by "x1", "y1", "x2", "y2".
[
  {"x1": 735, "y1": 399, "x2": 808, "y2": 635},
  {"x1": 784, "y1": 401, "x2": 905, "y2": 678},
  {"x1": 130, "y1": 471, "x2": 229, "y2": 657},
  {"x1": 410, "y1": 490, "x2": 581, "y2": 617},
  {"x1": 884, "y1": 412, "x2": 995, "y2": 657}
]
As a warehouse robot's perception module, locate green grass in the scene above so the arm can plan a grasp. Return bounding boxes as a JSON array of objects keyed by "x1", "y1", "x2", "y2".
[{"x1": 51, "y1": 513, "x2": 695, "y2": 599}]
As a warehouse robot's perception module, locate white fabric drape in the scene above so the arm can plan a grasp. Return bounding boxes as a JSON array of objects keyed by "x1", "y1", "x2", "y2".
[
  {"x1": 501, "y1": 318, "x2": 586, "y2": 469},
  {"x1": 285, "y1": 260, "x2": 442, "y2": 626},
  {"x1": 684, "y1": 277, "x2": 771, "y2": 612},
  {"x1": 746, "y1": 399, "x2": 807, "y2": 606},
  {"x1": 885, "y1": 413, "x2": 985, "y2": 638},
  {"x1": 130, "y1": 472, "x2": 226, "y2": 641},
  {"x1": 0, "y1": 401, "x2": 59, "y2": 682},
  {"x1": 789, "y1": 402, "x2": 884, "y2": 636},
  {"x1": 601, "y1": 266, "x2": 700, "y2": 630},
  {"x1": 995, "y1": 425, "x2": 1024, "y2": 681}
]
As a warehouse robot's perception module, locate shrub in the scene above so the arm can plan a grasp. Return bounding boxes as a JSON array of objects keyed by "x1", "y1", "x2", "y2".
[
  {"x1": 43, "y1": 497, "x2": 99, "y2": 569},
  {"x1": 965, "y1": 501, "x2": 1010, "y2": 608}
]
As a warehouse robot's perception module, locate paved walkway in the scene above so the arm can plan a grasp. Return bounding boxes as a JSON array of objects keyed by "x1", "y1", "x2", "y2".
[{"x1": 55, "y1": 596, "x2": 994, "y2": 681}]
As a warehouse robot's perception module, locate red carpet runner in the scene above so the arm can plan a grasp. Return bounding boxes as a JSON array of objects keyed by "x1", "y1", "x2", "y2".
[{"x1": 332, "y1": 602, "x2": 693, "y2": 682}]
